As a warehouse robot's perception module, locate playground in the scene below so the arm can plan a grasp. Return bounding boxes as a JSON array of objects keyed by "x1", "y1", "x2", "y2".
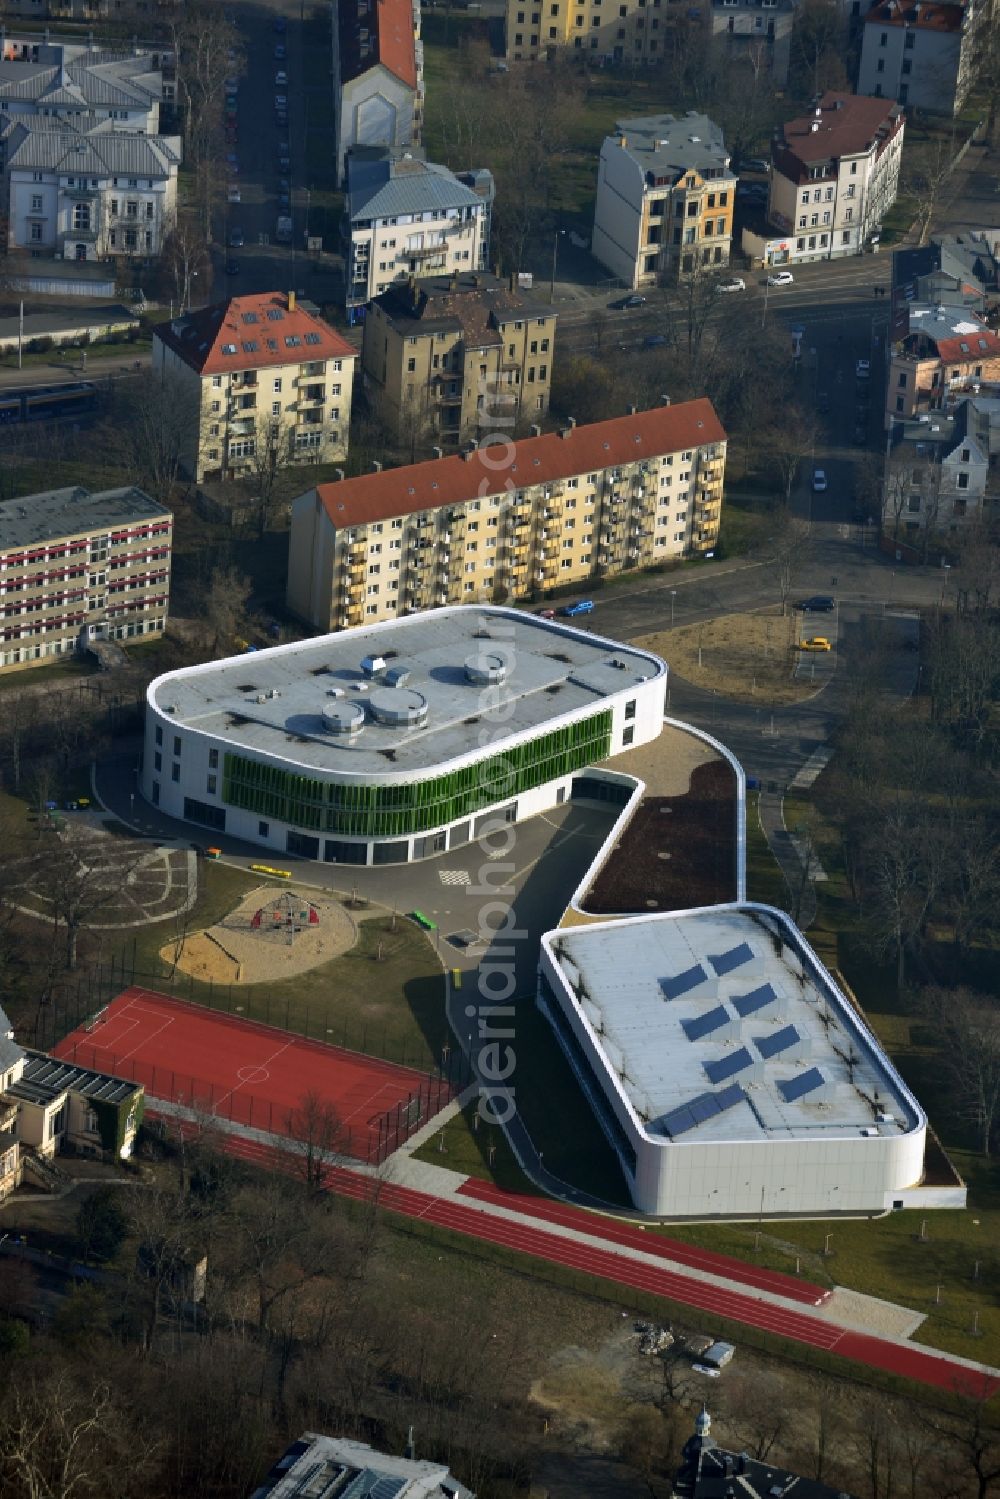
[{"x1": 161, "y1": 885, "x2": 357, "y2": 986}]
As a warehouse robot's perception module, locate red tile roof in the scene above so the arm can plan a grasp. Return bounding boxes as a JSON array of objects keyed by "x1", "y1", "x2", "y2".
[
  {"x1": 315, "y1": 399, "x2": 726, "y2": 530},
  {"x1": 776, "y1": 92, "x2": 903, "y2": 171},
  {"x1": 935, "y1": 329, "x2": 1000, "y2": 363},
  {"x1": 340, "y1": 0, "x2": 417, "y2": 89},
  {"x1": 152, "y1": 292, "x2": 355, "y2": 376},
  {"x1": 865, "y1": 0, "x2": 963, "y2": 31}
]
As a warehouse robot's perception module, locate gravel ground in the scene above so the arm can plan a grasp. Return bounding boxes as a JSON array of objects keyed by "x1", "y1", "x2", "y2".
[{"x1": 164, "y1": 884, "x2": 357, "y2": 985}]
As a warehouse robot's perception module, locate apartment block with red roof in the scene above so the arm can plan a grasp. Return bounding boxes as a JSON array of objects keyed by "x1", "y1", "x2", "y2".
[
  {"x1": 885, "y1": 302, "x2": 1000, "y2": 427},
  {"x1": 151, "y1": 292, "x2": 356, "y2": 485},
  {"x1": 857, "y1": 0, "x2": 994, "y2": 116},
  {"x1": 286, "y1": 398, "x2": 726, "y2": 632},
  {"x1": 332, "y1": 0, "x2": 423, "y2": 187},
  {"x1": 766, "y1": 92, "x2": 904, "y2": 264}
]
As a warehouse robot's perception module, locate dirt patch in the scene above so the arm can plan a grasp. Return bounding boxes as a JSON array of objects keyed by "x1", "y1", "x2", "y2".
[
  {"x1": 582, "y1": 761, "x2": 737, "y2": 915},
  {"x1": 636, "y1": 610, "x2": 811, "y2": 705},
  {"x1": 161, "y1": 885, "x2": 356, "y2": 985}
]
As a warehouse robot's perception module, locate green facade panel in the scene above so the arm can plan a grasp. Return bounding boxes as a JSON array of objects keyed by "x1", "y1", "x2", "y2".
[{"x1": 222, "y1": 711, "x2": 613, "y2": 839}]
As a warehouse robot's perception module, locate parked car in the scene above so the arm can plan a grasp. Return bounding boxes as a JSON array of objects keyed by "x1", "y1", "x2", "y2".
[
  {"x1": 856, "y1": 358, "x2": 871, "y2": 379},
  {"x1": 275, "y1": 70, "x2": 288, "y2": 86},
  {"x1": 558, "y1": 600, "x2": 595, "y2": 617},
  {"x1": 273, "y1": 13, "x2": 287, "y2": 30},
  {"x1": 716, "y1": 276, "x2": 746, "y2": 293},
  {"x1": 740, "y1": 156, "x2": 771, "y2": 174},
  {"x1": 275, "y1": 110, "x2": 288, "y2": 127},
  {"x1": 278, "y1": 189, "x2": 291, "y2": 209},
  {"x1": 224, "y1": 76, "x2": 240, "y2": 92},
  {"x1": 225, "y1": 259, "x2": 240, "y2": 276},
  {"x1": 228, "y1": 227, "x2": 244, "y2": 248},
  {"x1": 691, "y1": 1364, "x2": 722, "y2": 1379},
  {"x1": 274, "y1": 42, "x2": 287, "y2": 59},
  {"x1": 817, "y1": 391, "x2": 829, "y2": 413},
  {"x1": 854, "y1": 424, "x2": 868, "y2": 445},
  {"x1": 811, "y1": 468, "x2": 828, "y2": 493},
  {"x1": 766, "y1": 270, "x2": 794, "y2": 286},
  {"x1": 610, "y1": 293, "x2": 646, "y2": 309},
  {"x1": 225, "y1": 152, "x2": 239, "y2": 171},
  {"x1": 227, "y1": 185, "x2": 241, "y2": 203},
  {"x1": 798, "y1": 636, "x2": 832, "y2": 652},
  {"x1": 535, "y1": 607, "x2": 556, "y2": 619},
  {"x1": 796, "y1": 595, "x2": 835, "y2": 612},
  {"x1": 644, "y1": 333, "x2": 667, "y2": 348}
]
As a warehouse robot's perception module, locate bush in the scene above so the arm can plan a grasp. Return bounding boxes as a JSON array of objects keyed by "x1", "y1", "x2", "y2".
[
  {"x1": 26, "y1": 336, "x2": 53, "y2": 353},
  {"x1": 0, "y1": 1316, "x2": 29, "y2": 1356},
  {"x1": 75, "y1": 1185, "x2": 128, "y2": 1263}
]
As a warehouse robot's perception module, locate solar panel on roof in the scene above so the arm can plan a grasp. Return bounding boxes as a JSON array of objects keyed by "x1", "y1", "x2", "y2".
[
  {"x1": 732, "y1": 982, "x2": 777, "y2": 1017},
  {"x1": 660, "y1": 963, "x2": 707, "y2": 1000},
  {"x1": 660, "y1": 1082, "x2": 746, "y2": 1139},
  {"x1": 778, "y1": 1067, "x2": 825, "y2": 1103},
  {"x1": 755, "y1": 1024, "x2": 799, "y2": 1060},
  {"x1": 703, "y1": 1047, "x2": 753, "y2": 1084},
  {"x1": 707, "y1": 941, "x2": 753, "y2": 976},
  {"x1": 682, "y1": 1004, "x2": 730, "y2": 1042},
  {"x1": 369, "y1": 1479, "x2": 407, "y2": 1499}
]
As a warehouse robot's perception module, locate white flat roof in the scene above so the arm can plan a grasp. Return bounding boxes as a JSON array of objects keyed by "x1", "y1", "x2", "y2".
[
  {"x1": 148, "y1": 606, "x2": 665, "y2": 778},
  {"x1": 546, "y1": 906, "x2": 921, "y2": 1146}
]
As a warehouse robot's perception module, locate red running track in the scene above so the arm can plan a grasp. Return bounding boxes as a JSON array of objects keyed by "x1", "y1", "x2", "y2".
[
  {"x1": 146, "y1": 1110, "x2": 998, "y2": 1401},
  {"x1": 459, "y1": 1178, "x2": 830, "y2": 1307},
  {"x1": 54, "y1": 987, "x2": 441, "y2": 1161}
]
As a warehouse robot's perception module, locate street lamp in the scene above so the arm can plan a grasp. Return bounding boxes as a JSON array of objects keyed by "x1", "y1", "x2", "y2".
[
  {"x1": 549, "y1": 229, "x2": 566, "y2": 305},
  {"x1": 670, "y1": 588, "x2": 677, "y2": 625}
]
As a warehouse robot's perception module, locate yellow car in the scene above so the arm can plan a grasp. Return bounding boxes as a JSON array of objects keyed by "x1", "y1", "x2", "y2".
[{"x1": 798, "y1": 636, "x2": 832, "y2": 652}]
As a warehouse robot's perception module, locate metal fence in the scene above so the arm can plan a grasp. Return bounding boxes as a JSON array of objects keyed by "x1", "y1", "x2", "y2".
[{"x1": 59, "y1": 1034, "x2": 468, "y2": 1168}]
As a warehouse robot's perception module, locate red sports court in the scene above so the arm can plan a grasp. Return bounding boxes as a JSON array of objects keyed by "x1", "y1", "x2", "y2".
[{"x1": 53, "y1": 987, "x2": 450, "y2": 1163}]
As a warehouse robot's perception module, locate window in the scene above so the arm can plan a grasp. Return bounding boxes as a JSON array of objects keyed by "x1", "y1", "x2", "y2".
[
  {"x1": 173, "y1": 736, "x2": 181, "y2": 756},
  {"x1": 208, "y1": 748, "x2": 219, "y2": 769},
  {"x1": 30, "y1": 193, "x2": 42, "y2": 212},
  {"x1": 879, "y1": 28, "x2": 887, "y2": 43},
  {"x1": 259, "y1": 821, "x2": 270, "y2": 838},
  {"x1": 29, "y1": 223, "x2": 42, "y2": 242},
  {"x1": 171, "y1": 763, "x2": 180, "y2": 782},
  {"x1": 624, "y1": 699, "x2": 636, "y2": 720},
  {"x1": 207, "y1": 774, "x2": 217, "y2": 795},
  {"x1": 904, "y1": 28, "x2": 915, "y2": 46},
  {"x1": 957, "y1": 472, "x2": 969, "y2": 490},
  {"x1": 155, "y1": 726, "x2": 163, "y2": 746},
  {"x1": 72, "y1": 201, "x2": 90, "y2": 230},
  {"x1": 154, "y1": 752, "x2": 162, "y2": 772},
  {"x1": 622, "y1": 725, "x2": 635, "y2": 746}
]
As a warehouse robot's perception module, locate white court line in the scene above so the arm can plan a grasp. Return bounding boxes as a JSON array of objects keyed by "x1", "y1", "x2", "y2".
[
  {"x1": 213, "y1": 1038, "x2": 296, "y2": 1113},
  {"x1": 106, "y1": 1016, "x2": 175, "y2": 1066}
]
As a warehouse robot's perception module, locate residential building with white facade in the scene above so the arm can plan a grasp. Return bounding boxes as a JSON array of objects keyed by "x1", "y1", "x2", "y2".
[
  {"x1": 332, "y1": 0, "x2": 423, "y2": 187},
  {"x1": 287, "y1": 399, "x2": 726, "y2": 632},
  {"x1": 143, "y1": 606, "x2": 667, "y2": 863},
  {"x1": 885, "y1": 396, "x2": 1000, "y2": 537},
  {"x1": 0, "y1": 483, "x2": 171, "y2": 672},
  {"x1": 2, "y1": 116, "x2": 179, "y2": 261},
  {"x1": 151, "y1": 292, "x2": 356, "y2": 485},
  {"x1": 592, "y1": 114, "x2": 736, "y2": 288},
  {"x1": 765, "y1": 92, "x2": 904, "y2": 264},
  {"x1": 857, "y1": 0, "x2": 993, "y2": 116},
  {"x1": 344, "y1": 148, "x2": 493, "y2": 325},
  {"x1": 0, "y1": 38, "x2": 171, "y2": 133},
  {"x1": 539, "y1": 905, "x2": 959, "y2": 1218}
]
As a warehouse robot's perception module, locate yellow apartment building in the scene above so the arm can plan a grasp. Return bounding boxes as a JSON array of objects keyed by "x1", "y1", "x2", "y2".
[{"x1": 287, "y1": 399, "x2": 726, "y2": 631}]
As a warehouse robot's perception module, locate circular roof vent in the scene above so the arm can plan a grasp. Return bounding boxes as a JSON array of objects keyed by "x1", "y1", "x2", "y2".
[
  {"x1": 368, "y1": 686, "x2": 428, "y2": 727},
  {"x1": 322, "y1": 702, "x2": 365, "y2": 735},
  {"x1": 464, "y1": 652, "x2": 507, "y2": 687}
]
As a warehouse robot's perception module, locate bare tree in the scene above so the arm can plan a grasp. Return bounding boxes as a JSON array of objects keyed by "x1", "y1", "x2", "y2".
[
  {"x1": 160, "y1": 211, "x2": 212, "y2": 313},
  {"x1": 920, "y1": 986, "x2": 1000, "y2": 1155},
  {"x1": 0, "y1": 1372, "x2": 157, "y2": 1499},
  {"x1": 101, "y1": 370, "x2": 200, "y2": 503},
  {"x1": 202, "y1": 564, "x2": 251, "y2": 653},
  {"x1": 285, "y1": 1090, "x2": 346, "y2": 1197}
]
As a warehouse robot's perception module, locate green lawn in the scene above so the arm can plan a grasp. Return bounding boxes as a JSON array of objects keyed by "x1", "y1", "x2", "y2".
[
  {"x1": 745, "y1": 793, "x2": 790, "y2": 909},
  {"x1": 0, "y1": 655, "x2": 98, "y2": 693},
  {"x1": 128, "y1": 874, "x2": 446, "y2": 1073}
]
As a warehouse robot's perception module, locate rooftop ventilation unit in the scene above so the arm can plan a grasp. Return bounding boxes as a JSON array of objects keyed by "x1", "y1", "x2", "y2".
[
  {"x1": 361, "y1": 654, "x2": 386, "y2": 677},
  {"x1": 369, "y1": 687, "x2": 428, "y2": 727},
  {"x1": 465, "y1": 652, "x2": 508, "y2": 687},
  {"x1": 322, "y1": 702, "x2": 365, "y2": 735},
  {"x1": 385, "y1": 665, "x2": 411, "y2": 687}
]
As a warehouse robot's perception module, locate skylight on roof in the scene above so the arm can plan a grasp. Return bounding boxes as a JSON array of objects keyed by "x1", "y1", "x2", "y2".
[
  {"x1": 241, "y1": 311, "x2": 259, "y2": 324},
  {"x1": 267, "y1": 309, "x2": 284, "y2": 321},
  {"x1": 221, "y1": 343, "x2": 237, "y2": 355},
  {"x1": 242, "y1": 340, "x2": 259, "y2": 352},
  {"x1": 284, "y1": 334, "x2": 301, "y2": 347},
  {"x1": 304, "y1": 332, "x2": 321, "y2": 345}
]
